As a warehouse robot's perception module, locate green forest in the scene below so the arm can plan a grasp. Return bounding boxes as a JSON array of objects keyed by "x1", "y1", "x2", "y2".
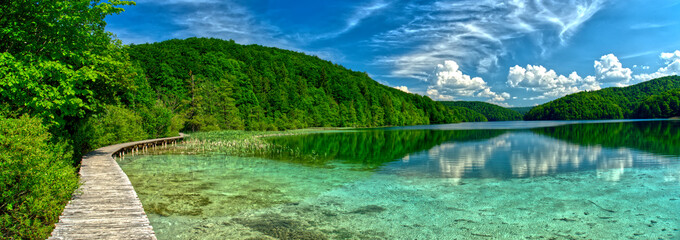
[
  {"x1": 0, "y1": 1, "x2": 481, "y2": 238},
  {"x1": 440, "y1": 101, "x2": 523, "y2": 121},
  {"x1": 127, "y1": 38, "x2": 484, "y2": 132},
  {"x1": 3, "y1": 0, "x2": 680, "y2": 238},
  {"x1": 525, "y1": 76, "x2": 680, "y2": 120},
  {"x1": 633, "y1": 88, "x2": 680, "y2": 118},
  {"x1": 509, "y1": 107, "x2": 533, "y2": 116}
]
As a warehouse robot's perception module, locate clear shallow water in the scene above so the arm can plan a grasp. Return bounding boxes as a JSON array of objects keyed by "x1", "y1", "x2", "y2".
[{"x1": 120, "y1": 120, "x2": 680, "y2": 239}]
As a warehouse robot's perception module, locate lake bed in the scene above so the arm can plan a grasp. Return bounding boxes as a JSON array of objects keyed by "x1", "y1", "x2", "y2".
[{"x1": 120, "y1": 120, "x2": 680, "y2": 239}]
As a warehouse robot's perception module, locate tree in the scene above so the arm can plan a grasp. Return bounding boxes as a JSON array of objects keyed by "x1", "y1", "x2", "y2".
[
  {"x1": 0, "y1": 0, "x2": 137, "y2": 134},
  {"x1": 525, "y1": 76, "x2": 680, "y2": 120}
]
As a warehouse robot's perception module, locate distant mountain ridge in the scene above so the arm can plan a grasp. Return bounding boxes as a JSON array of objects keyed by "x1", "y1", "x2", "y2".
[
  {"x1": 440, "y1": 101, "x2": 523, "y2": 121},
  {"x1": 525, "y1": 76, "x2": 680, "y2": 120},
  {"x1": 509, "y1": 107, "x2": 533, "y2": 116}
]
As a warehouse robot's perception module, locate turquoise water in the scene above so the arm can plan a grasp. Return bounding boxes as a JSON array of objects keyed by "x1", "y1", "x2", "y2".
[{"x1": 120, "y1": 120, "x2": 680, "y2": 239}]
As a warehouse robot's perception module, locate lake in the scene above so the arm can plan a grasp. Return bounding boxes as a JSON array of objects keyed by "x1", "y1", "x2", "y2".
[{"x1": 119, "y1": 120, "x2": 680, "y2": 239}]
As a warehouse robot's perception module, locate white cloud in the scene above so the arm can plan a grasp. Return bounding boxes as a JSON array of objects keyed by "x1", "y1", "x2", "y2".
[
  {"x1": 373, "y1": 0, "x2": 607, "y2": 80},
  {"x1": 427, "y1": 60, "x2": 510, "y2": 103},
  {"x1": 507, "y1": 64, "x2": 600, "y2": 99},
  {"x1": 426, "y1": 88, "x2": 455, "y2": 101},
  {"x1": 393, "y1": 86, "x2": 411, "y2": 93},
  {"x1": 634, "y1": 50, "x2": 680, "y2": 82},
  {"x1": 633, "y1": 65, "x2": 651, "y2": 70},
  {"x1": 432, "y1": 60, "x2": 487, "y2": 96},
  {"x1": 661, "y1": 50, "x2": 680, "y2": 62},
  {"x1": 594, "y1": 54, "x2": 632, "y2": 84},
  {"x1": 508, "y1": 51, "x2": 680, "y2": 100}
]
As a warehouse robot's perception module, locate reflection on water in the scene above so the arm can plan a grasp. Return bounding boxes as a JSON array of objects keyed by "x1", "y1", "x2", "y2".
[
  {"x1": 120, "y1": 120, "x2": 680, "y2": 239},
  {"x1": 265, "y1": 120, "x2": 680, "y2": 181},
  {"x1": 387, "y1": 132, "x2": 674, "y2": 181}
]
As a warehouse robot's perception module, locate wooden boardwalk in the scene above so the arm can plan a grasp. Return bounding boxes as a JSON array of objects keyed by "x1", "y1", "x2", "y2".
[{"x1": 49, "y1": 134, "x2": 185, "y2": 240}]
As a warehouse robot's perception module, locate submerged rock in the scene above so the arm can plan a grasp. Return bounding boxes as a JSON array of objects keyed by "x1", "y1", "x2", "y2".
[
  {"x1": 234, "y1": 214, "x2": 328, "y2": 240},
  {"x1": 349, "y1": 205, "x2": 387, "y2": 214}
]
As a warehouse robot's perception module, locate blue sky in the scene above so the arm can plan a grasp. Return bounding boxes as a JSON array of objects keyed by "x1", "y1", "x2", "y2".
[{"x1": 106, "y1": 0, "x2": 680, "y2": 107}]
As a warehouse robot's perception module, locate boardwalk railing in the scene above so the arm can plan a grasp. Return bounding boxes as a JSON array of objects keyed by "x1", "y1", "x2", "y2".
[{"x1": 49, "y1": 134, "x2": 186, "y2": 240}]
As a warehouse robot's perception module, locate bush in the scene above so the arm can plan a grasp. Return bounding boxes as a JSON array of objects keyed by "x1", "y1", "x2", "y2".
[
  {"x1": 139, "y1": 101, "x2": 183, "y2": 138},
  {"x1": 74, "y1": 105, "x2": 149, "y2": 155},
  {"x1": 0, "y1": 115, "x2": 79, "y2": 239}
]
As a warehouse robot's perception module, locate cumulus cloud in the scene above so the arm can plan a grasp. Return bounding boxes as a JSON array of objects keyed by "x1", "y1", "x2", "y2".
[
  {"x1": 427, "y1": 60, "x2": 510, "y2": 103},
  {"x1": 507, "y1": 64, "x2": 600, "y2": 99},
  {"x1": 660, "y1": 50, "x2": 680, "y2": 61},
  {"x1": 506, "y1": 53, "x2": 651, "y2": 100},
  {"x1": 594, "y1": 54, "x2": 632, "y2": 84},
  {"x1": 634, "y1": 50, "x2": 680, "y2": 81},
  {"x1": 373, "y1": 0, "x2": 606, "y2": 80},
  {"x1": 393, "y1": 86, "x2": 411, "y2": 93},
  {"x1": 426, "y1": 88, "x2": 455, "y2": 101}
]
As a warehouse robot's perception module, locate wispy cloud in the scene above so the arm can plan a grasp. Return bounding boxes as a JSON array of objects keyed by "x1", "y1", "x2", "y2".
[
  {"x1": 170, "y1": 2, "x2": 291, "y2": 48},
  {"x1": 620, "y1": 50, "x2": 658, "y2": 59},
  {"x1": 314, "y1": 0, "x2": 392, "y2": 40},
  {"x1": 372, "y1": 0, "x2": 607, "y2": 81},
  {"x1": 629, "y1": 22, "x2": 677, "y2": 30}
]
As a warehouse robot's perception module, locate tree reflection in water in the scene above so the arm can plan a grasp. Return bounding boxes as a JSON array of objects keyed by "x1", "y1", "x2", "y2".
[{"x1": 263, "y1": 120, "x2": 680, "y2": 180}]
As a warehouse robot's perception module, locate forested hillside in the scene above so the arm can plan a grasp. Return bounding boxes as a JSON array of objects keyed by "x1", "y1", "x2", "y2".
[
  {"x1": 128, "y1": 38, "x2": 482, "y2": 131},
  {"x1": 509, "y1": 107, "x2": 533, "y2": 116},
  {"x1": 440, "y1": 101, "x2": 522, "y2": 121},
  {"x1": 633, "y1": 89, "x2": 680, "y2": 118},
  {"x1": 525, "y1": 76, "x2": 680, "y2": 120}
]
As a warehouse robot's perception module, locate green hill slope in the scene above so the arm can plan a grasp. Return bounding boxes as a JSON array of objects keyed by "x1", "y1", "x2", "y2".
[
  {"x1": 525, "y1": 76, "x2": 680, "y2": 120},
  {"x1": 128, "y1": 38, "x2": 482, "y2": 131},
  {"x1": 633, "y1": 88, "x2": 680, "y2": 118},
  {"x1": 509, "y1": 107, "x2": 533, "y2": 116},
  {"x1": 441, "y1": 101, "x2": 522, "y2": 121}
]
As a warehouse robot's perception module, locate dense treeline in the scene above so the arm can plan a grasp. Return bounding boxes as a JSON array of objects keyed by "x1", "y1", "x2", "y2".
[
  {"x1": 525, "y1": 76, "x2": 680, "y2": 120},
  {"x1": 509, "y1": 107, "x2": 533, "y2": 116},
  {"x1": 633, "y1": 89, "x2": 680, "y2": 118},
  {"x1": 440, "y1": 101, "x2": 523, "y2": 121},
  {"x1": 128, "y1": 38, "x2": 478, "y2": 131},
  {"x1": 445, "y1": 105, "x2": 488, "y2": 122}
]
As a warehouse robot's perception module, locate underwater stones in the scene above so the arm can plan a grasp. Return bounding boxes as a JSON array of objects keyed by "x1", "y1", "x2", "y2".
[
  {"x1": 587, "y1": 200, "x2": 616, "y2": 213},
  {"x1": 321, "y1": 210, "x2": 337, "y2": 217},
  {"x1": 234, "y1": 214, "x2": 328, "y2": 240},
  {"x1": 349, "y1": 205, "x2": 387, "y2": 214},
  {"x1": 144, "y1": 193, "x2": 212, "y2": 216}
]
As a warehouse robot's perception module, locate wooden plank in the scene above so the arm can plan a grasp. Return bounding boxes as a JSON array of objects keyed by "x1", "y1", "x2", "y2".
[{"x1": 49, "y1": 134, "x2": 186, "y2": 240}]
